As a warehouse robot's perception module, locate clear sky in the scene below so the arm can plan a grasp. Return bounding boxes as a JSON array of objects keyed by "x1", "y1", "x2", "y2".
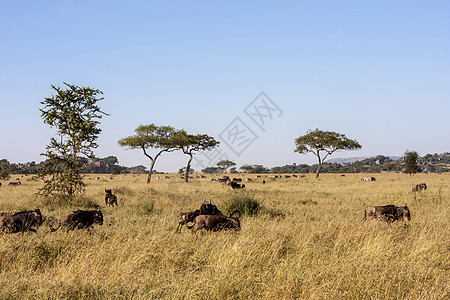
[{"x1": 1, "y1": 1, "x2": 449, "y2": 172}]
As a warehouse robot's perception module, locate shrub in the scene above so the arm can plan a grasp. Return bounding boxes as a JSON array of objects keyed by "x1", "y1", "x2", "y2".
[{"x1": 222, "y1": 195, "x2": 260, "y2": 216}]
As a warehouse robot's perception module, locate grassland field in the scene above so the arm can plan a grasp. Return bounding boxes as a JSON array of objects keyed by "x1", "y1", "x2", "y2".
[{"x1": 0, "y1": 173, "x2": 448, "y2": 299}]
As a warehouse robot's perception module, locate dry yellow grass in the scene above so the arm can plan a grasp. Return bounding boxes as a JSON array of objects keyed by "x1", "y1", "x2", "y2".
[{"x1": 0, "y1": 173, "x2": 448, "y2": 299}]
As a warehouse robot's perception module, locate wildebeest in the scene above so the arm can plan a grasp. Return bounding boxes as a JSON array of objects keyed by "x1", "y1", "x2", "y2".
[
  {"x1": 231, "y1": 181, "x2": 245, "y2": 189},
  {"x1": 8, "y1": 181, "x2": 21, "y2": 186},
  {"x1": 0, "y1": 209, "x2": 43, "y2": 233},
  {"x1": 232, "y1": 178, "x2": 242, "y2": 182},
  {"x1": 361, "y1": 177, "x2": 376, "y2": 181},
  {"x1": 412, "y1": 183, "x2": 427, "y2": 192},
  {"x1": 176, "y1": 201, "x2": 223, "y2": 233},
  {"x1": 187, "y1": 214, "x2": 240, "y2": 232},
  {"x1": 105, "y1": 189, "x2": 118, "y2": 206},
  {"x1": 199, "y1": 200, "x2": 223, "y2": 215},
  {"x1": 52, "y1": 208, "x2": 103, "y2": 232},
  {"x1": 364, "y1": 204, "x2": 411, "y2": 222},
  {"x1": 176, "y1": 209, "x2": 200, "y2": 233}
]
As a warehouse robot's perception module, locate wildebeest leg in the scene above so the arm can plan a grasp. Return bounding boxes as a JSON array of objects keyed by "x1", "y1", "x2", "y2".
[{"x1": 175, "y1": 221, "x2": 184, "y2": 233}]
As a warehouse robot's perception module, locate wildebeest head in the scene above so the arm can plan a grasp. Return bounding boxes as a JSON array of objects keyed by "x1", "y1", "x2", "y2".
[
  {"x1": 93, "y1": 208, "x2": 104, "y2": 225},
  {"x1": 396, "y1": 204, "x2": 411, "y2": 221}
]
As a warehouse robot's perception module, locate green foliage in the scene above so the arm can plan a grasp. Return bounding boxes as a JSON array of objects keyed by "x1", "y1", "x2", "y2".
[
  {"x1": 0, "y1": 161, "x2": 10, "y2": 179},
  {"x1": 222, "y1": 195, "x2": 261, "y2": 216},
  {"x1": 173, "y1": 131, "x2": 220, "y2": 182},
  {"x1": 38, "y1": 83, "x2": 107, "y2": 200},
  {"x1": 403, "y1": 150, "x2": 421, "y2": 175},
  {"x1": 295, "y1": 129, "x2": 362, "y2": 177},
  {"x1": 217, "y1": 160, "x2": 236, "y2": 171},
  {"x1": 240, "y1": 164, "x2": 270, "y2": 173},
  {"x1": 118, "y1": 124, "x2": 181, "y2": 183}
]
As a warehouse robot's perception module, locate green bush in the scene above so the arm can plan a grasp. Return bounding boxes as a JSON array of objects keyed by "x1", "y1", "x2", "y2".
[{"x1": 222, "y1": 195, "x2": 260, "y2": 216}]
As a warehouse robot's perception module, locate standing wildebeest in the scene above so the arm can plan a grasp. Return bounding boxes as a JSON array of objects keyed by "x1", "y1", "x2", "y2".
[
  {"x1": 0, "y1": 209, "x2": 43, "y2": 233},
  {"x1": 8, "y1": 181, "x2": 22, "y2": 186},
  {"x1": 187, "y1": 214, "x2": 240, "y2": 232},
  {"x1": 105, "y1": 189, "x2": 118, "y2": 206},
  {"x1": 230, "y1": 181, "x2": 245, "y2": 189},
  {"x1": 52, "y1": 208, "x2": 103, "y2": 232},
  {"x1": 412, "y1": 183, "x2": 427, "y2": 192},
  {"x1": 365, "y1": 204, "x2": 411, "y2": 222},
  {"x1": 361, "y1": 177, "x2": 376, "y2": 181},
  {"x1": 232, "y1": 178, "x2": 242, "y2": 182}
]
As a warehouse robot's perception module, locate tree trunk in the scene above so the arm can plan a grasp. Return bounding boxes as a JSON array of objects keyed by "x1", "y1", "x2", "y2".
[
  {"x1": 184, "y1": 154, "x2": 193, "y2": 183},
  {"x1": 147, "y1": 159, "x2": 156, "y2": 184},
  {"x1": 315, "y1": 152, "x2": 323, "y2": 178}
]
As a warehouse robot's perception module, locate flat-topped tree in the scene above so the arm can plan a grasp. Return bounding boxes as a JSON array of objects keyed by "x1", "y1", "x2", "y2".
[
  {"x1": 217, "y1": 160, "x2": 236, "y2": 173},
  {"x1": 175, "y1": 131, "x2": 220, "y2": 182},
  {"x1": 295, "y1": 129, "x2": 362, "y2": 178},
  {"x1": 118, "y1": 124, "x2": 180, "y2": 183}
]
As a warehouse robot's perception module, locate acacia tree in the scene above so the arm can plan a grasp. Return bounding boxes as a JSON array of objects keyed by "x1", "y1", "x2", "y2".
[
  {"x1": 403, "y1": 150, "x2": 421, "y2": 175},
  {"x1": 217, "y1": 160, "x2": 236, "y2": 173},
  {"x1": 175, "y1": 131, "x2": 220, "y2": 182},
  {"x1": 118, "y1": 124, "x2": 180, "y2": 183},
  {"x1": 295, "y1": 129, "x2": 362, "y2": 178},
  {"x1": 38, "y1": 83, "x2": 107, "y2": 199}
]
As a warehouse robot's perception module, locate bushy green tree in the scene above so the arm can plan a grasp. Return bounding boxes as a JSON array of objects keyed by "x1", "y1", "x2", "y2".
[
  {"x1": 38, "y1": 83, "x2": 107, "y2": 200},
  {"x1": 295, "y1": 129, "x2": 362, "y2": 178},
  {"x1": 0, "y1": 160, "x2": 10, "y2": 180},
  {"x1": 217, "y1": 160, "x2": 236, "y2": 173},
  {"x1": 403, "y1": 150, "x2": 421, "y2": 175}
]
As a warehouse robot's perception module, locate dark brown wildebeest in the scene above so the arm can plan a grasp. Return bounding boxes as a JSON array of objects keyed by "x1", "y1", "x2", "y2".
[
  {"x1": 232, "y1": 178, "x2": 242, "y2": 182},
  {"x1": 412, "y1": 183, "x2": 427, "y2": 192},
  {"x1": 8, "y1": 182, "x2": 21, "y2": 186},
  {"x1": 230, "y1": 181, "x2": 245, "y2": 189},
  {"x1": 52, "y1": 208, "x2": 103, "y2": 232},
  {"x1": 0, "y1": 209, "x2": 43, "y2": 233},
  {"x1": 176, "y1": 201, "x2": 223, "y2": 233},
  {"x1": 187, "y1": 214, "x2": 240, "y2": 232},
  {"x1": 105, "y1": 189, "x2": 118, "y2": 206},
  {"x1": 199, "y1": 200, "x2": 223, "y2": 215},
  {"x1": 365, "y1": 204, "x2": 411, "y2": 222}
]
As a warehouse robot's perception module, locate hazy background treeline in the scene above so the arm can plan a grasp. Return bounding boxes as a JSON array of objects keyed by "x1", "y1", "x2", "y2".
[{"x1": 1, "y1": 152, "x2": 449, "y2": 175}]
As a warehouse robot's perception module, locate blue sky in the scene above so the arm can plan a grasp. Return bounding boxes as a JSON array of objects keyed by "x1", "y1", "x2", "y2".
[{"x1": 1, "y1": 1, "x2": 449, "y2": 172}]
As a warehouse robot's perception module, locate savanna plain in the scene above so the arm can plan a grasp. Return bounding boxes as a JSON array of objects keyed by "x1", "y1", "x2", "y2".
[{"x1": 0, "y1": 173, "x2": 448, "y2": 299}]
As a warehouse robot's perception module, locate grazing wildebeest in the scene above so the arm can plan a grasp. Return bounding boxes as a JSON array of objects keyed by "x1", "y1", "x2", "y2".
[
  {"x1": 230, "y1": 181, "x2": 245, "y2": 189},
  {"x1": 187, "y1": 214, "x2": 240, "y2": 232},
  {"x1": 284, "y1": 175, "x2": 291, "y2": 178},
  {"x1": 8, "y1": 182, "x2": 21, "y2": 186},
  {"x1": 361, "y1": 177, "x2": 376, "y2": 181},
  {"x1": 246, "y1": 178, "x2": 253, "y2": 182},
  {"x1": 292, "y1": 174, "x2": 298, "y2": 178},
  {"x1": 412, "y1": 183, "x2": 427, "y2": 192},
  {"x1": 105, "y1": 189, "x2": 118, "y2": 206},
  {"x1": 365, "y1": 204, "x2": 411, "y2": 222},
  {"x1": 232, "y1": 178, "x2": 242, "y2": 182},
  {"x1": 0, "y1": 209, "x2": 43, "y2": 233},
  {"x1": 176, "y1": 209, "x2": 200, "y2": 233},
  {"x1": 262, "y1": 179, "x2": 266, "y2": 184},
  {"x1": 52, "y1": 208, "x2": 103, "y2": 232}
]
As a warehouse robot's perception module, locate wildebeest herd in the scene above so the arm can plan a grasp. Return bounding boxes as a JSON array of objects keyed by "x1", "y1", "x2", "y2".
[{"x1": 0, "y1": 178, "x2": 428, "y2": 234}]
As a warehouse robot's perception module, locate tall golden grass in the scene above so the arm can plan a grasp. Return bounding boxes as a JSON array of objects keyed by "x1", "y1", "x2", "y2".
[{"x1": 0, "y1": 173, "x2": 448, "y2": 299}]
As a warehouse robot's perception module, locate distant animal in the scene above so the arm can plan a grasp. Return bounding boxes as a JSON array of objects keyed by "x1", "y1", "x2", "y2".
[
  {"x1": 8, "y1": 182, "x2": 21, "y2": 186},
  {"x1": 361, "y1": 177, "x2": 376, "y2": 182},
  {"x1": 246, "y1": 178, "x2": 253, "y2": 182},
  {"x1": 52, "y1": 208, "x2": 103, "y2": 232},
  {"x1": 187, "y1": 214, "x2": 240, "y2": 232},
  {"x1": 262, "y1": 179, "x2": 266, "y2": 184},
  {"x1": 232, "y1": 178, "x2": 242, "y2": 182},
  {"x1": 105, "y1": 189, "x2": 118, "y2": 206},
  {"x1": 292, "y1": 175, "x2": 298, "y2": 178},
  {"x1": 364, "y1": 204, "x2": 411, "y2": 222},
  {"x1": 231, "y1": 181, "x2": 245, "y2": 189},
  {"x1": 340, "y1": 174, "x2": 346, "y2": 177},
  {"x1": 284, "y1": 175, "x2": 291, "y2": 178},
  {"x1": 164, "y1": 176, "x2": 170, "y2": 179},
  {"x1": 412, "y1": 183, "x2": 427, "y2": 192},
  {"x1": 0, "y1": 182, "x2": 2, "y2": 187},
  {"x1": 176, "y1": 210, "x2": 200, "y2": 233},
  {"x1": 0, "y1": 209, "x2": 43, "y2": 233}
]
